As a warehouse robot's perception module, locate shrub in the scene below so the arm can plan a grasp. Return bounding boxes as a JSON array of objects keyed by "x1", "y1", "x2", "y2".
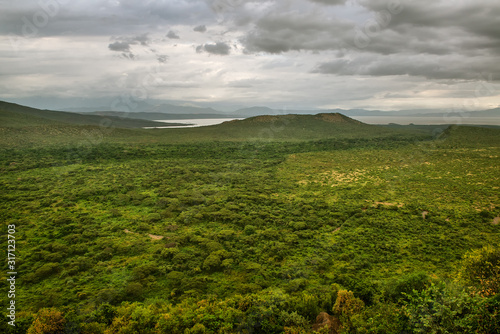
[
  {"x1": 401, "y1": 282, "x2": 481, "y2": 334},
  {"x1": 27, "y1": 308, "x2": 65, "y2": 334},
  {"x1": 458, "y1": 245, "x2": 500, "y2": 297}
]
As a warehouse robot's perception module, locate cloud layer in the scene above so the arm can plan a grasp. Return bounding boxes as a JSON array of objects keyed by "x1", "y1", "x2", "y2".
[{"x1": 0, "y1": 0, "x2": 499, "y2": 111}]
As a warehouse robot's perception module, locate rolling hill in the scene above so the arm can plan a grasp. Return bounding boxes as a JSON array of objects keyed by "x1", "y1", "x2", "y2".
[
  {"x1": 0, "y1": 101, "x2": 436, "y2": 148},
  {"x1": 0, "y1": 100, "x2": 181, "y2": 129}
]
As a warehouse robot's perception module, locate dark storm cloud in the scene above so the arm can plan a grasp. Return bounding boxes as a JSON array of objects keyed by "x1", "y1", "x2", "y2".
[
  {"x1": 358, "y1": 0, "x2": 500, "y2": 53},
  {"x1": 194, "y1": 25, "x2": 207, "y2": 32},
  {"x1": 241, "y1": 11, "x2": 354, "y2": 53},
  {"x1": 118, "y1": 0, "x2": 214, "y2": 24},
  {"x1": 227, "y1": 0, "x2": 500, "y2": 82},
  {"x1": 0, "y1": 0, "x2": 214, "y2": 38},
  {"x1": 196, "y1": 42, "x2": 231, "y2": 55},
  {"x1": 166, "y1": 31, "x2": 180, "y2": 39},
  {"x1": 313, "y1": 54, "x2": 500, "y2": 81}
]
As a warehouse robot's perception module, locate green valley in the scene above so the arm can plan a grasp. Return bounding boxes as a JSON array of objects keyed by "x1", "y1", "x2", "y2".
[{"x1": 1, "y1": 103, "x2": 499, "y2": 333}]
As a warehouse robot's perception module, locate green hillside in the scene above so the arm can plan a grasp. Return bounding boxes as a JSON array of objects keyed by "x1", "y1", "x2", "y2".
[
  {"x1": 0, "y1": 108, "x2": 67, "y2": 127},
  {"x1": 0, "y1": 104, "x2": 433, "y2": 148},
  {"x1": 0, "y1": 100, "x2": 181, "y2": 129}
]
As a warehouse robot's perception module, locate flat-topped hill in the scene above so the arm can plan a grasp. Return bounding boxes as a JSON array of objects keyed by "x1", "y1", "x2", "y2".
[{"x1": 235, "y1": 113, "x2": 362, "y2": 125}]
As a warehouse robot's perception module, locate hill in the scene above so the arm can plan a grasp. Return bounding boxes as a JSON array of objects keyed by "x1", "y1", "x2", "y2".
[
  {"x1": 1, "y1": 101, "x2": 434, "y2": 148},
  {"x1": 0, "y1": 100, "x2": 182, "y2": 128},
  {"x1": 206, "y1": 112, "x2": 398, "y2": 141}
]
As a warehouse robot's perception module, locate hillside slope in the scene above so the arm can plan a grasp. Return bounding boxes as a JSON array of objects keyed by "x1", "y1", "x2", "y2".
[
  {"x1": 0, "y1": 101, "x2": 434, "y2": 148},
  {"x1": 0, "y1": 100, "x2": 179, "y2": 128}
]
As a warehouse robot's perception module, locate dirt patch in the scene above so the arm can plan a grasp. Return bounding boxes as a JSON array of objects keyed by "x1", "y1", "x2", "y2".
[
  {"x1": 492, "y1": 217, "x2": 500, "y2": 225},
  {"x1": 323, "y1": 170, "x2": 364, "y2": 185},
  {"x1": 124, "y1": 229, "x2": 136, "y2": 234},
  {"x1": 149, "y1": 234, "x2": 164, "y2": 240},
  {"x1": 374, "y1": 202, "x2": 404, "y2": 208}
]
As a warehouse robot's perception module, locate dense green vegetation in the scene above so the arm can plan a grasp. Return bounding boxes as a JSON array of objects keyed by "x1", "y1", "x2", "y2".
[{"x1": 1, "y1": 104, "x2": 499, "y2": 333}]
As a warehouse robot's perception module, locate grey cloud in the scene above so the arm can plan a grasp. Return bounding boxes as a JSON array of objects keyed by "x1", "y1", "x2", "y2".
[
  {"x1": 132, "y1": 33, "x2": 150, "y2": 46},
  {"x1": 108, "y1": 34, "x2": 150, "y2": 59},
  {"x1": 0, "y1": 0, "x2": 215, "y2": 37},
  {"x1": 241, "y1": 12, "x2": 354, "y2": 54},
  {"x1": 359, "y1": 0, "x2": 500, "y2": 46},
  {"x1": 114, "y1": 0, "x2": 214, "y2": 24},
  {"x1": 196, "y1": 42, "x2": 231, "y2": 55},
  {"x1": 157, "y1": 55, "x2": 168, "y2": 63},
  {"x1": 194, "y1": 25, "x2": 207, "y2": 32},
  {"x1": 308, "y1": 0, "x2": 347, "y2": 5},
  {"x1": 313, "y1": 54, "x2": 500, "y2": 81},
  {"x1": 108, "y1": 41, "x2": 130, "y2": 52},
  {"x1": 167, "y1": 30, "x2": 180, "y2": 39}
]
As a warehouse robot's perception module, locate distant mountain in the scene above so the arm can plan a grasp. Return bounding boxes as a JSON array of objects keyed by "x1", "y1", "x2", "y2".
[
  {"x1": 146, "y1": 103, "x2": 222, "y2": 115},
  {"x1": 54, "y1": 100, "x2": 500, "y2": 121},
  {"x1": 0, "y1": 100, "x2": 183, "y2": 128},
  {"x1": 88, "y1": 111, "x2": 234, "y2": 121},
  {"x1": 63, "y1": 101, "x2": 224, "y2": 115},
  {"x1": 234, "y1": 106, "x2": 277, "y2": 117},
  {"x1": 416, "y1": 108, "x2": 500, "y2": 118},
  {"x1": 472, "y1": 108, "x2": 500, "y2": 117}
]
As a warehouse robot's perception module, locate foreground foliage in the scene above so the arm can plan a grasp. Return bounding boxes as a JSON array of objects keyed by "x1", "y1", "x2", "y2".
[{"x1": 1, "y1": 124, "x2": 499, "y2": 333}]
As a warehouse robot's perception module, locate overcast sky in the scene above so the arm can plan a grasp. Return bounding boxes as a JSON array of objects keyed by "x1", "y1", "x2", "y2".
[{"x1": 0, "y1": 0, "x2": 499, "y2": 111}]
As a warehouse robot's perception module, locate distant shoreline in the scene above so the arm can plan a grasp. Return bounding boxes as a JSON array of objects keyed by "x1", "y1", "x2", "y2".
[
  {"x1": 143, "y1": 118, "x2": 245, "y2": 129},
  {"x1": 349, "y1": 116, "x2": 500, "y2": 126}
]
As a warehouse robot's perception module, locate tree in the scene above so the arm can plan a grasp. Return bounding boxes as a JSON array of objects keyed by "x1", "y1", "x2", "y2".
[
  {"x1": 27, "y1": 308, "x2": 65, "y2": 334},
  {"x1": 458, "y1": 245, "x2": 500, "y2": 297},
  {"x1": 332, "y1": 290, "x2": 364, "y2": 332}
]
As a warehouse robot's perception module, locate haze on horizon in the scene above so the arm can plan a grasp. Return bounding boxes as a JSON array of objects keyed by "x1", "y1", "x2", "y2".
[{"x1": 0, "y1": 0, "x2": 499, "y2": 112}]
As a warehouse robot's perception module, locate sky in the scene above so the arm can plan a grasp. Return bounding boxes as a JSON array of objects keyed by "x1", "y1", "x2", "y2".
[{"x1": 0, "y1": 0, "x2": 499, "y2": 112}]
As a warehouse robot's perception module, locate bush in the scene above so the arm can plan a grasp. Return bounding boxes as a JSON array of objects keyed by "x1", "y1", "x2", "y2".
[
  {"x1": 458, "y1": 245, "x2": 500, "y2": 297},
  {"x1": 401, "y1": 282, "x2": 481, "y2": 334},
  {"x1": 332, "y1": 290, "x2": 364, "y2": 332},
  {"x1": 385, "y1": 271, "x2": 430, "y2": 302},
  {"x1": 203, "y1": 253, "x2": 222, "y2": 271},
  {"x1": 27, "y1": 308, "x2": 65, "y2": 334},
  {"x1": 124, "y1": 283, "x2": 144, "y2": 301},
  {"x1": 244, "y1": 225, "x2": 256, "y2": 235}
]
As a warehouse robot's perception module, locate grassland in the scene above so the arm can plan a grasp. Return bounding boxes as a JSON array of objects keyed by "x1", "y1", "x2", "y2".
[{"x1": 1, "y1": 102, "x2": 499, "y2": 333}]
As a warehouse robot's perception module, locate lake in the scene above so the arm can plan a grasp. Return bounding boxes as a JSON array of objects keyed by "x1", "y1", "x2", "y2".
[
  {"x1": 144, "y1": 116, "x2": 500, "y2": 129},
  {"x1": 145, "y1": 118, "x2": 244, "y2": 129}
]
